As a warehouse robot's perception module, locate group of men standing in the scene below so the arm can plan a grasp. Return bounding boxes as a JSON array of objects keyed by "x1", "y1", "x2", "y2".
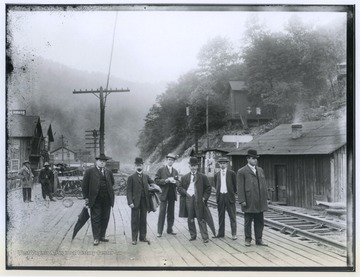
[{"x1": 82, "y1": 149, "x2": 269, "y2": 248}]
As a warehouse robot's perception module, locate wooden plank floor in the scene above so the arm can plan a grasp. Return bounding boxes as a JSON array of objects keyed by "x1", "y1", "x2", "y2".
[{"x1": 6, "y1": 184, "x2": 347, "y2": 268}]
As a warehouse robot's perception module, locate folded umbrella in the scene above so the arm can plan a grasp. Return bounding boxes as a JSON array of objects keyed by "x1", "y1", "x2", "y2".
[
  {"x1": 202, "y1": 201, "x2": 216, "y2": 237},
  {"x1": 72, "y1": 206, "x2": 90, "y2": 240}
]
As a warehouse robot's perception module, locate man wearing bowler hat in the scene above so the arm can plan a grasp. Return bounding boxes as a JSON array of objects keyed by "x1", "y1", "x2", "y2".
[
  {"x1": 213, "y1": 157, "x2": 237, "y2": 240},
  {"x1": 154, "y1": 153, "x2": 179, "y2": 237},
  {"x1": 127, "y1": 157, "x2": 154, "y2": 245},
  {"x1": 82, "y1": 153, "x2": 115, "y2": 246},
  {"x1": 237, "y1": 149, "x2": 269, "y2": 247},
  {"x1": 178, "y1": 157, "x2": 211, "y2": 243}
]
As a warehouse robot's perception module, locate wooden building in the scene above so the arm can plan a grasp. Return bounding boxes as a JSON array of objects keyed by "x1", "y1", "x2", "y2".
[
  {"x1": 40, "y1": 120, "x2": 55, "y2": 162},
  {"x1": 50, "y1": 146, "x2": 77, "y2": 165},
  {"x1": 228, "y1": 81, "x2": 274, "y2": 128},
  {"x1": 228, "y1": 118, "x2": 346, "y2": 208}
]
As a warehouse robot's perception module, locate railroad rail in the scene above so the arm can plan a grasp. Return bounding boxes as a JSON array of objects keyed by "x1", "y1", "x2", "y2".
[{"x1": 207, "y1": 196, "x2": 347, "y2": 252}]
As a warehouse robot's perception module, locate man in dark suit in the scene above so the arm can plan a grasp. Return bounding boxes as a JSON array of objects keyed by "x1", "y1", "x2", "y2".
[
  {"x1": 154, "y1": 153, "x2": 179, "y2": 237},
  {"x1": 127, "y1": 157, "x2": 153, "y2": 245},
  {"x1": 178, "y1": 157, "x2": 211, "y2": 243},
  {"x1": 82, "y1": 153, "x2": 115, "y2": 246},
  {"x1": 237, "y1": 149, "x2": 269, "y2": 247},
  {"x1": 39, "y1": 162, "x2": 56, "y2": 201},
  {"x1": 213, "y1": 157, "x2": 237, "y2": 240}
]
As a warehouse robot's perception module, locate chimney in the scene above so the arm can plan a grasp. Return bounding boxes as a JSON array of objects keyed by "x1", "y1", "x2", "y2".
[{"x1": 291, "y1": 123, "x2": 302, "y2": 139}]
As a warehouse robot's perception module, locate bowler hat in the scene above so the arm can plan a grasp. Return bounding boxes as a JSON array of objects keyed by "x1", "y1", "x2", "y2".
[
  {"x1": 218, "y1": 157, "x2": 229, "y2": 163},
  {"x1": 95, "y1": 153, "x2": 109, "y2": 161},
  {"x1": 166, "y1": 153, "x2": 177, "y2": 160},
  {"x1": 135, "y1": 157, "x2": 144, "y2": 164},
  {"x1": 23, "y1": 160, "x2": 30, "y2": 165},
  {"x1": 247, "y1": 149, "x2": 259, "y2": 158},
  {"x1": 44, "y1": 162, "x2": 50, "y2": 167},
  {"x1": 189, "y1": 157, "x2": 198, "y2": 166}
]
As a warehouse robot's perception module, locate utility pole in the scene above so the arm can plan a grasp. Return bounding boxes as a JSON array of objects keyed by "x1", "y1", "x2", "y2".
[
  {"x1": 73, "y1": 87, "x2": 129, "y2": 154},
  {"x1": 60, "y1": 135, "x2": 65, "y2": 163},
  {"x1": 85, "y1": 129, "x2": 100, "y2": 158},
  {"x1": 206, "y1": 93, "x2": 209, "y2": 149}
]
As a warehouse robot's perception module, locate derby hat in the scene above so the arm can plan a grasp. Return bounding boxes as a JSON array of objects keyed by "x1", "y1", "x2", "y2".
[
  {"x1": 218, "y1": 157, "x2": 230, "y2": 163},
  {"x1": 44, "y1": 162, "x2": 50, "y2": 166},
  {"x1": 166, "y1": 153, "x2": 177, "y2": 160},
  {"x1": 23, "y1": 160, "x2": 30, "y2": 165},
  {"x1": 135, "y1": 157, "x2": 144, "y2": 164},
  {"x1": 95, "y1": 153, "x2": 110, "y2": 161},
  {"x1": 246, "y1": 149, "x2": 259, "y2": 158},
  {"x1": 189, "y1": 157, "x2": 198, "y2": 166}
]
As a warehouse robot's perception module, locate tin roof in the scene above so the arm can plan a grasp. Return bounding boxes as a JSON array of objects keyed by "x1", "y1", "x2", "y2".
[
  {"x1": 8, "y1": 114, "x2": 42, "y2": 137},
  {"x1": 228, "y1": 118, "x2": 346, "y2": 156},
  {"x1": 229, "y1": 81, "x2": 246, "y2": 91}
]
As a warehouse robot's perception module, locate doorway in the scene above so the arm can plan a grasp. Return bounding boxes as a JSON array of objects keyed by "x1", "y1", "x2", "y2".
[{"x1": 275, "y1": 165, "x2": 287, "y2": 204}]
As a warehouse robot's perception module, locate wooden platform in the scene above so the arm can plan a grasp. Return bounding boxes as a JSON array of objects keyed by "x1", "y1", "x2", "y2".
[{"x1": 6, "y1": 184, "x2": 348, "y2": 268}]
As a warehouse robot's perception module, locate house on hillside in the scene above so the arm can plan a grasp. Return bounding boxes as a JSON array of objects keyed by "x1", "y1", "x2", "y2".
[
  {"x1": 7, "y1": 112, "x2": 44, "y2": 172},
  {"x1": 228, "y1": 81, "x2": 274, "y2": 128},
  {"x1": 228, "y1": 118, "x2": 347, "y2": 209},
  {"x1": 50, "y1": 146, "x2": 77, "y2": 165}
]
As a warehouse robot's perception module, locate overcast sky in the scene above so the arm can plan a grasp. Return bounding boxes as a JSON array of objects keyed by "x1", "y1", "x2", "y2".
[{"x1": 8, "y1": 6, "x2": 346, "y2": 84}]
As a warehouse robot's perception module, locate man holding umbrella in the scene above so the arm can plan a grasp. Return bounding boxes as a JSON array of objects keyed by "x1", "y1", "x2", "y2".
[
  {"x1": 178, "y1": 157, "x2": 211, "y2": 243},
  {"x1": 82, "y1": 154, "x2": 115, "y2": 246}
]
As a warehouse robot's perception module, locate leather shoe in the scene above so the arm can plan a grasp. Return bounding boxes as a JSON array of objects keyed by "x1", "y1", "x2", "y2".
[
  {"x1": 93, "y1": 239, "x2": 99, "y2": 246},
  {"x1": 140, "y1": 238, "x2": 149, "y2": 242},
  {"x1": 203, "y1": 239, "x2": 209, "y2": 243},
  {"x1": 50, "y1": 199, "x2": 56, "y2": 202},
  {"x1": 212, "y1": 235, "x2": 224, "y2": 238},
  {"x1": 245, "y1": 241, "x2": 251, "y2": 247},
  {"x1": 256, "y1": 241, "x2": 268, "y2": 246},
  {"x1": 189, "y1": 237, "x2": 196, "y2": 241},
  {"x1": 157, "y1": 233, "x2": 162, "y2": 238},
  {"x1": 232, "y1": 235, "x2": 237, "y2": 240},
  {"x1": 100, "y1": 238, "x2": 109, "y2": 242},
  {"x1": 167, "y1": 232, "x2": 177, "y2": 235},
  {"x1": 132, "y1": 241, "x2": 137, "y2": 245}
]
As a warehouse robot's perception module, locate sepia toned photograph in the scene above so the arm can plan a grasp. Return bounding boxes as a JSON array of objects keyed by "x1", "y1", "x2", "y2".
[{"x1": 4, "y1": 2, "x2": 354, "y2": 272}]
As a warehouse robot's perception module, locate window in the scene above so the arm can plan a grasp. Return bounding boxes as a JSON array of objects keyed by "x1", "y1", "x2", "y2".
[
  {"x1": 256, "y1": 107, "x2": 261, "y2": 115},
  {"x1": 10, "y1": 159, "x2": 20, "y2": 172}
]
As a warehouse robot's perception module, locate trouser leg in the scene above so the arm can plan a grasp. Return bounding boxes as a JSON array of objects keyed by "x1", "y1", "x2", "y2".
[
  {"x1": 217, "y1": 193, "x2": 226, "y2": 236},
  {"x1": 194, "y1": 204, "x2": 208, "y2": 240},
  {"x1": 41, "y1": 184, "x2": 46, "y2": 199},
  {"x1": 100, "y1": 200, "x2": 111, "y2": 239},
  {"x1": 244, "y1": 213, "x2": 254, "y2": 242},
  {"x1": 186, "y1": 195, "x2": 196, "y2": 238},
  {"x1": 131, "y1": 207, "x2": 140, "y2": 242},
  {"x1": 166, "y1": 199, "x2": 175, "y2": 233},
  {"x1": 139, "y1": 196, "x2": 148, "y2": 240},
  {"x1": 226, "y1": 196, "x2": 237, "y2": 236},
  {"x1": 254, "y1": 212, "x2": 264, "y2": 242},
  {"x1": 157, "y1": 200, "x2": 167, "y2": 234},
  {"x1": 22, "y1": 188, "x2": 27, "y2": 202},
  {"x1": 91, "y1": 190, "x2": 110, "y2": 240}
]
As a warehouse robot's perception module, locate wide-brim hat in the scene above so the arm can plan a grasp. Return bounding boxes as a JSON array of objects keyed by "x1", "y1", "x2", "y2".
[
  {"x1": 23, "y1": 160, "x2": 30, "y2": 165},
  {"x1": 166, "y1": 153, "x2": 177, "y2": 160},
  {"x1": 44, "y1": 162, "x2": 50, "y2": 166},
  {"x1": 95, "y1": 153, "x2": 110, "y2": 161},
  {"x1": 135, "y1": 157, "x2": 144, "y2": 164},
  {"x1": 189, "y1": 157, "x2": 198, "y2": 166},
  {"x1": 218, "y1": 157, "x2": 229, "y2": 163},
  {"x1": 247, "y1": 149, "x2": 259, "y2": 158}
]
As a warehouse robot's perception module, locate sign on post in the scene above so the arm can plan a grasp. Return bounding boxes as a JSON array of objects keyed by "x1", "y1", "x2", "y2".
[{"x1": 222, "y1": 135, "x2": 253, "y2": 148}]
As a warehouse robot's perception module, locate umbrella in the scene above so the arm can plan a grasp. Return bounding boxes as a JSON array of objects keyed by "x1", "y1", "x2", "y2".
[
  {"x1": 72, "y1": 206, "x2": 90, "y2": 240},
  {"x1": 202, "y1": 201, "x2": 216, "y2": 237}
]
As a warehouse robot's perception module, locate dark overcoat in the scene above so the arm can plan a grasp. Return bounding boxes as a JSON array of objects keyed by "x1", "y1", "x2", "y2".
[
  {"x1": 237, "y1": 165, "x2": 268, "y2": 213},
  {"x1": 126, "y1": 172, "x2": 152, "y2": 210},
  {"x1": 214, "y1": 169, "x2": 237, "y2": 204},
  {"x1": 82, "y1": 167, "x2": 115, "y2": 208},
  {"x1": 178, "y1": 172, "x2": 211, "y2": 219},
  {"x1": 154, "y1": 165, "x2": 179, "y2": 202}
]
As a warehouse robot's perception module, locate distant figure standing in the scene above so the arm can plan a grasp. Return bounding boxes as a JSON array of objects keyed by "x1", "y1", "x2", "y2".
[
  {"x1": 127, "y1": 157, "x2": 153, "y2": 245},
  {"x1": 213, "y1": 157, "x2": 237, "y2": 240},
  {"x1": 237, "y1": 149, "x2": 269, "y2": 247},
  {"x1": 154, "y1": 153, "x2": 179, "y2": 237},
  {"x1": 38, "y1": 162, "x2": 55, "y2": 201},
  {"x1": 18, "y1": 160, "x2": 34, "y2": 203},
  {"x1": 82, "y1": 154, "x2": 115, "y2": 246},
  {"x1": 178, "y1": 157, "x2": 211, "y2": 243}
]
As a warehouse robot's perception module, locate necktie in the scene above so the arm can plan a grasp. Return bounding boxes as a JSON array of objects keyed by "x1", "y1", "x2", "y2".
[
  {"x1": 191, "y1": 174, "x2": 195, "y2": 182},
  {"x1": 101, "y1": 168, "x2": 105, "y2": 176}
]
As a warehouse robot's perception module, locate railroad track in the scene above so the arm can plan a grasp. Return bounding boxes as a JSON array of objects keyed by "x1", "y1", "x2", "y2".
[{"x1": 207, "y1": 196, "x2": 347, "y2": 252}]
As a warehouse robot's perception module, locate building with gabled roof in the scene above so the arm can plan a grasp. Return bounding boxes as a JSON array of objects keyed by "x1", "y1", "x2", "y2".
[{"x1": 228, "y1": 117, "x2": 347, "y2": 208}]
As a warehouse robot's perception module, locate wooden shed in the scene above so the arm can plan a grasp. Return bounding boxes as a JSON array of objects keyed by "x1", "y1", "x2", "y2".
[
  {"x1": 228, "y1": 81, "x2": 274, "y2": 127},
  {"x1": 228, "y1": 118, "x2": 346, "y2": 208}
]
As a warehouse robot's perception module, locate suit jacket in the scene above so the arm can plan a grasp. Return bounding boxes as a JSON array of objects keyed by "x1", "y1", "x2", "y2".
[
  {"x1": 18, "y1": 166, "x2": 34, "y2": 189},
  {"x1": 178, "y1": 172, "x2": 211, "y2": 219},
  {"x1": 154, "y1": 165, "x2": 179, "y2": 202},
  {"x1": 237, "y1": 164, "x2": 268, "y2": 213},
  {"x1": 82, "y1": 167, "x2": 115, "y2": 208},
  {"x1": 126, "y1": 172, "x2": 153, "y2": 209},
  {"x1": 214, "y1": 169, "x2": 237, "y2": 203}
]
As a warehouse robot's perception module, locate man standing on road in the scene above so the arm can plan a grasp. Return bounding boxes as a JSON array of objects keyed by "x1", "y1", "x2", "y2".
[
  {"x1": 127, "y1": 157, "x2": 153, "y2": 245},
  {"x1": 18, "y1": 160, "x2": 34, "y2": 203},
  {"x1": 38, "y1": 162, "x2": 55, "y2": 201},
  {"x1": 213, "y1": 157, "x2": 237, "y2": 240},
  {"x1": 178, "y1": 157, "x2": 211, "y2": 243},
  {"x1": 154, "y1": 153, "x2": 179, "y2": 237},
  {"x1": 82, "y1": 153, "x2": 115, "y2": 246},
  {"x1": 237, "y1": 149, "x2": 269, "y2": 247}
]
